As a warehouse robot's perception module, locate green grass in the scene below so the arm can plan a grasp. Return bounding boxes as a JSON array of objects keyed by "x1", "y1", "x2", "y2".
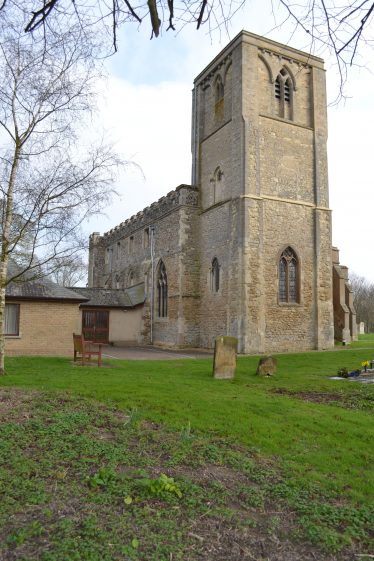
[
  {"x1": 0, "y1": 391, "x2": 372, "y2": 560},
  {"x1": 350, "y1": 332, "x2": 374, "y2": 349},
  {"x1": 1, "y1": 344, "x2": 373, "y2": 502},
  {"x1": 0, "y1": 339, "x2": 373, "y2": 559}
]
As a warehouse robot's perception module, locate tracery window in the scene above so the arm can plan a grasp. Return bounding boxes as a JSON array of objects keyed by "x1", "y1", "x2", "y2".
[
  {"x1": 211, "y1": 258, "x2": 220, "y2": 292},
  {"x1": 279, "y1": 247, "x2": 299, "y2": 303},
  {"x1": 157, "y1": 261, "x2": 168, "y2": 318}
]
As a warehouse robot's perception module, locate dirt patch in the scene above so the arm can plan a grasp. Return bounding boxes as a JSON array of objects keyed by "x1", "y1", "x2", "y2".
[
  {"x1": 271, "y1": 388, "x2": 345, "y2": 404},
  {"x1": 0, "y1": 388, "x2": 39, "y2": 421}
]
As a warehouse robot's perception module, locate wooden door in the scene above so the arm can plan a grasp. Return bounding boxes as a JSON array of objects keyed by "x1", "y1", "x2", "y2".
[{"x1": 82, "y1": 309, "x2": 109, "y2": 343}]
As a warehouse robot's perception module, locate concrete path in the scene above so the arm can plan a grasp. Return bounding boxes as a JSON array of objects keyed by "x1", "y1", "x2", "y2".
[{"x1": 101, "y1": 345, "x2": 213, "y2": 361}]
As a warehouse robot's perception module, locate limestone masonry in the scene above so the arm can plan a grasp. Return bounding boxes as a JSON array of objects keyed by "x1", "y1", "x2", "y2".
[{"x1": 88, "y1": 30, "x2": 349, "y2": 352}]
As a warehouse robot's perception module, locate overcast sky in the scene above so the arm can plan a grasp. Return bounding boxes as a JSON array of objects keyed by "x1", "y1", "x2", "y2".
[{"x1": 87, "y1": 1, "x2": 374, "y2": 281}]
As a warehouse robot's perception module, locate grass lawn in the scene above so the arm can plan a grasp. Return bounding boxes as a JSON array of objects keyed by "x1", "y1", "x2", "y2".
[{"x1": 0, "y1": 338, "x2": 373, "y2": 560}]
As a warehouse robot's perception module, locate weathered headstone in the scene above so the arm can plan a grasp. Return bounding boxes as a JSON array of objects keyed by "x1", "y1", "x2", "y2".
[
  {"x1": 213, "y1": 336, "x2": 238, "y2": 379},
  {"x1": 256, "y1": 356, "x2": 277, "y2": 376}
]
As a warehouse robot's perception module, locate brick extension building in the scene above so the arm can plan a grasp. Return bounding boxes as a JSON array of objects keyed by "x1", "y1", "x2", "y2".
[{"x1": 88, "y1": 31, "x2": 355, "y2": 353}]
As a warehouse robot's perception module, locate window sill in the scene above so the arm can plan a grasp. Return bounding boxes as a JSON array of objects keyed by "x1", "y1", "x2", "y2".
[{"x1": 5, "y1": 334, "x2": 21, "y2": 339}]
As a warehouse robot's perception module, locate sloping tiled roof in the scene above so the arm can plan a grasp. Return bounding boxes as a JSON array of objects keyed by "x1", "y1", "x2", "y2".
[
  {"x1": 6, "y1": 275, "x2": 88, "y2": 302},
  {"x1": 72, "y1": 283, "x2": 145, "y2": 309}
]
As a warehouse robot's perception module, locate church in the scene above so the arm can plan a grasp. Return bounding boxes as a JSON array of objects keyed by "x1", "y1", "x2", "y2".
[{"x1": 87, "y1": 30, "x2": 356, "y2": 353}]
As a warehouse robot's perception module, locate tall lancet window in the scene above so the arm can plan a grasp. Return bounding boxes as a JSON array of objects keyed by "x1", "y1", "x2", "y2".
[
  {"x1": 211, "y1": 258, "x2": 220, "y2": 292},
  {"x1": 157, "y1": 261, "x2": 168, "y2": 317},
  {"x1": 274, "y1": 68, "x2": 294, "y2": 120},
  {"x1": 279, "y1": 247, "x2": 299, "y2": 303},
  {"x1": 214, "y1": 74, "x2": 224, "y2": 119}
]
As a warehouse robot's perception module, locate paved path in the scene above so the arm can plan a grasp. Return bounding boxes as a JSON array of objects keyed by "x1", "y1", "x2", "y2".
[{"x1": 101, "y1": 345, "x2": 213, "y2": 361}]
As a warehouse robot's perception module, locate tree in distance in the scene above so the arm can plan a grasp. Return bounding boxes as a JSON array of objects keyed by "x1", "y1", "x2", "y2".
[
  {"x1": 49, "y1": 256, "x2": 88, "y2": 287},
  {"x1": 350, "y1": 272, "x2": 374, "y2": 333},
  {"x1": 0, "y1": 3, "x2": 123, "y2": 374}
]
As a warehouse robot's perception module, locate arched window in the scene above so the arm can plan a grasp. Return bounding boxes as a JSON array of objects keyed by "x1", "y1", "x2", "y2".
[
  {"x1": 210, "y1": 166, "x2": 224, "y2": 205},
  {"x1": 274, "y1": 69, "x2": 294, "y2": 120},
  {"x1": 279, "y1": 247, "x2": 299, "y2": 303},
  {"x1": 215, "y1": 74, "x2": 224, "y2": 103},
  {"x1": 157, "y1": 261, "x2": 168, "y2": 317},
  {"x1": 128, "y1": 270, "x2": 134, "y2": 287},
  {"x1": 211, "y1": 258, "x2": 220, "y2": 292},
  {"x1": 214, "y1": 74, "x2": 224, "y2": 119}
]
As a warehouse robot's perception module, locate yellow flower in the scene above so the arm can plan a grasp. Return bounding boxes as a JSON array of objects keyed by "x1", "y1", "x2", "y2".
[{"x1": 361, "y1": 360, "x2": 370, "y2": 368}]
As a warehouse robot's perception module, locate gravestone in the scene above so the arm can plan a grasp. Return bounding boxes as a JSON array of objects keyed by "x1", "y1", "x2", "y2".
[
  {"x1": 256, "y1": 356, "x2": 277, "y2": 376},
  {"x1": 213, "y1": 336, "x2": 238, "y2": 379}
]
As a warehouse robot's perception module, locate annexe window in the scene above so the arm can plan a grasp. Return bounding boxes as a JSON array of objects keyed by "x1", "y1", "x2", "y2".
[
  {"x1": 157, "y1": 261, "x2": 168, "y2": 318},
  {"x1": 211, "y1": 258, "x2": 220, "y2": 292},
  {"x1": 279, "y1": 247, "x2": 299, "y2": 303},
  {"x1": 4, "y1": 303, "x2": 20, "y2": 336}
]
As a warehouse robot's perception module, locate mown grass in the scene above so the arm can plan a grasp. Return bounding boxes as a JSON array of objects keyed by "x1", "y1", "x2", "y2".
[{"x1": 1, "y1": 343, "x2": 373, "y2": 503}]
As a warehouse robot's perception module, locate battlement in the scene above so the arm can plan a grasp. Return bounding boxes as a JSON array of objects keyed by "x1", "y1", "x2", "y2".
[{"x1": 89, "y1": 184, "x2": 199, "y2": 245}]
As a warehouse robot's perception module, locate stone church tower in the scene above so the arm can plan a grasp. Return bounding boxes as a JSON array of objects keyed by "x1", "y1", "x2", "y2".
[
  {"x1": 192, "y1": 31, "x2": 334, "y2": 352},
  {"x1": 88, "y1": 31, "x2": 335, "y2": 353}
]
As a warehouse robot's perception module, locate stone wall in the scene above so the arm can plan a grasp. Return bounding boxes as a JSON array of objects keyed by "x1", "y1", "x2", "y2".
[
  {"x1": 332, "y1": 247, "x2": 357, "y2": 343},
  {"x1": 88, "y1": 185, "x2": 201, "y2": 347}
]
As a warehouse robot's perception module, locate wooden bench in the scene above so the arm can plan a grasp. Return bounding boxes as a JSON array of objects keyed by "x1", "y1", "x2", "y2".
[{"x1": 73, "y1": 333, "x2": 102, "y2": 367}]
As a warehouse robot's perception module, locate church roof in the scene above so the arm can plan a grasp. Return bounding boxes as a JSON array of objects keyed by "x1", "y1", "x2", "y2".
[{"x1": 72, "y1": 283, "x2": 145, "y2": 309}]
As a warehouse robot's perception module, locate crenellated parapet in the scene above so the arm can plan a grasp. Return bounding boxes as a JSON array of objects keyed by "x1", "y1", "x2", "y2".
[{"x1": 91, "y1": 185, "x2": 199, "y2": 245}]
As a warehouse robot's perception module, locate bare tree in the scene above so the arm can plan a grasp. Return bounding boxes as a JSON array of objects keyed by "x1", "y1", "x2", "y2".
[
  {"x1": 0, "y1": 4, "x2": 122, "y2": 374},
  {"x1": 49, "y1": 256, "x2": 88, "y2": 286},
  {"x1": 349, "y1": 272, "x2": 374, "y2": 332},
  {"x1": 1, "y1": 0, "x2": 373, "y2": 94}
]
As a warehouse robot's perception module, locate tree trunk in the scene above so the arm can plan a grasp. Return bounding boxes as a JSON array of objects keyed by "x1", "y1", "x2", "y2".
[
  {"x1": 0, "y1": 139, "x2": 21, "y2": 375},
  {"x1": 0, "y1": 271, "x2": 6, "y2": 375}
]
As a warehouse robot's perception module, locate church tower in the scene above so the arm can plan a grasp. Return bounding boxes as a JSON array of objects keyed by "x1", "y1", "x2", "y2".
[{"x1": 192, "y1": 31, "x2": 334, "y2": 353}]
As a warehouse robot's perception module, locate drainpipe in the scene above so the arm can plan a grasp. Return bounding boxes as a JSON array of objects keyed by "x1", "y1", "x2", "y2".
[{"x1": 150, "y1": 227, "x2": 155, "y2": 344}]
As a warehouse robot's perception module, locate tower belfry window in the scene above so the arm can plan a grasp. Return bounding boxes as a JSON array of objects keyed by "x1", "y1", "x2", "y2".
[
  {"x1": 275, "y1": 77, "x2": 281, "y2": 100},
  {"x1": 274, "y1": 69, "x2": 294, "y2": 120},
  {"x1": 284, "y1": 79, "x2": 291, "y2": 103}
]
